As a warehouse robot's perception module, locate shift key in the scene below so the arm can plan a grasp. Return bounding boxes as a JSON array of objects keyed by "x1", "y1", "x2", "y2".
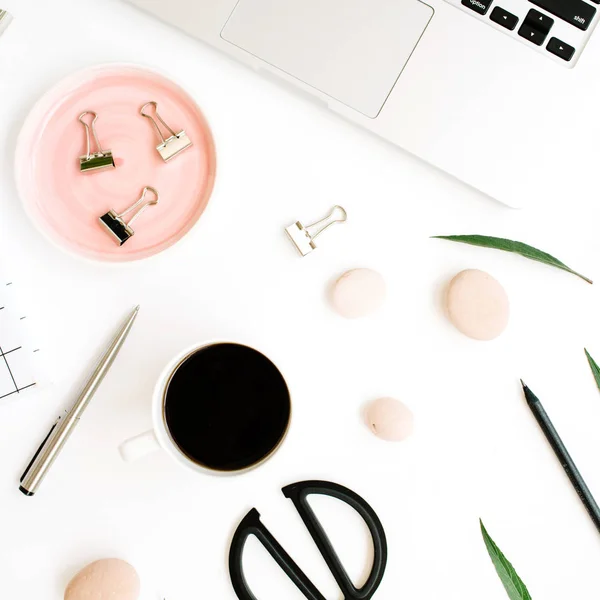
[{"x1": 529, "y1": 0, "x2": 596, "y2": 31}]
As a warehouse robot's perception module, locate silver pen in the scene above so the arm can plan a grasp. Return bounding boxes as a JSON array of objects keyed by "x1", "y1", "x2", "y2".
[
  {"x1": 19, "y1": 306, "x2": 140, "y2": 496},
  {"x1": 0, "y1": 10, "x2": 13, "y2": 37}
]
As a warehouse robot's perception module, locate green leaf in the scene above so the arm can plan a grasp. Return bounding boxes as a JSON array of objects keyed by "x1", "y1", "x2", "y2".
[
  {"x1": 585, "y1": 349, "x2": 600, "y2": 392},
  {"x1": 480, "y1": 520, "x2": 532, "y2": 600},
  {"x1": 432, "y1": 235, "x2": 592, "y2": 285}
]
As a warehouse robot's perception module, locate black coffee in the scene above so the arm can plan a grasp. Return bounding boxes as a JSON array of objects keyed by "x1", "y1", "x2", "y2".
[{"x1": 164, "y1": 343, "x2": 291, "y2": 472}]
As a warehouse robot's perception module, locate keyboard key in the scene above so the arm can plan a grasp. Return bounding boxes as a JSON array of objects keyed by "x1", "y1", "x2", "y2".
[
  {"x1": 529, "y1": 0, "x2": 596, "y2": 31},
  {"x1": 525, "y1": 8, "x2": 554, "y2": 33},
  {"x1": 547, "y1": 37, "x2": 575, "y2": 60},
  {"x1": 518, "y1": 23, "x2": 548, "y2": 45},
  {"x1": 462, "y1": 0, "x2": 493, "y2": 15},
  {"x1": 519, "y1": 9, "x2": 554, "y2": 44},
  {"x1": 490, "y1": 6, "x2": 519, "y2": 30}
]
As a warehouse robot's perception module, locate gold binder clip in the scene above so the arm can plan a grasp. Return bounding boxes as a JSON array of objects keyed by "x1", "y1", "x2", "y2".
[
  {"x1": 140, "y1": 101, "x2": 193, "y2": 162},
  {"x1": 99, "y1": 186, "x2": 159, "y2": 246},
  {"x1": 285, "y1": 205, "x2": 348, "y2": 256},
  {"x1": 78, "y1": 111, "x2": 115, "y2": 173}
]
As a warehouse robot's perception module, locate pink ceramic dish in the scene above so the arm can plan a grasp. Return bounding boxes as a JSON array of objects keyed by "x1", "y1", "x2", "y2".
[{"x1": 15, "y1": 64, "x2": 216, "y2": 262}]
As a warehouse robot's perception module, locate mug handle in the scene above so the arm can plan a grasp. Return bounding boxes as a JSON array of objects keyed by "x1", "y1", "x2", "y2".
[{"x1": 119, "y1": 430, "x2": 160, "y2": 462}]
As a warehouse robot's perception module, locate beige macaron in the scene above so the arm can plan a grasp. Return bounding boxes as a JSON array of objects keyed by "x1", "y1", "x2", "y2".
[
  {"x1": 65, "y1": 559, "x2": 140, "y2": 600},
  {"x1": 330, "y1": 268, "x2": 386, "y2": 318},
  {"x1": 446, "y1": 269, "x2": 510, "y2": 341},
  {"x1": 366, "y1": 397, "x2": 414, "y2": 442}
]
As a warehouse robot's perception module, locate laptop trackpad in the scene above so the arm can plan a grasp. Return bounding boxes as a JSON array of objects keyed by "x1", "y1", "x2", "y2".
[{"x1": 221, "y1": 0, "x2": 433, "y2": 118}]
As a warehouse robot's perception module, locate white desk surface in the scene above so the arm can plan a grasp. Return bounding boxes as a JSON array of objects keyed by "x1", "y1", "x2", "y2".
[{"x1": 2, "y1": 1, "x2": 600, "y2": 598}]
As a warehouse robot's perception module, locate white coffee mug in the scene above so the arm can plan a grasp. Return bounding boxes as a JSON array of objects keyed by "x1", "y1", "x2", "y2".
[{"x1": 119, "y1": 341, "x2": 291, "y2": 476}]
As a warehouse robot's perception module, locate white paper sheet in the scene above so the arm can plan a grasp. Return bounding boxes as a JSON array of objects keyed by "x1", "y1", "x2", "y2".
[{"x1": 0, "y1": 276, "x2": 41, "y2": 401}]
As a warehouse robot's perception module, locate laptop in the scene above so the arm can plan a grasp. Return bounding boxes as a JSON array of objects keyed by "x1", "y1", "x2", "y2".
[{"x1": 124, "y1": 0, "x2": 600, "y2": 208}]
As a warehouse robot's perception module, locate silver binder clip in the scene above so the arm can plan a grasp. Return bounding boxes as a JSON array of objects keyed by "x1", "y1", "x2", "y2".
[
  {"x1": 140, "y1": 101, "x2": 192, "y2": 162},
  {"x1": 78, "y1": 111, "x2": 115, "y2": 173},
  {"x1": 285, "y1": 205, "x2": 348, "y2": 256},
  {"x1": 99, "y1": 186, "x2": 159, "y2": 246}
]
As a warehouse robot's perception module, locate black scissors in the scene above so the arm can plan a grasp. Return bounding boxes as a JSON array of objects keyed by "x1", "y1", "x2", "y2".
[{"x1": 229, "y1": 480, "x2": 387, "y2": 600}]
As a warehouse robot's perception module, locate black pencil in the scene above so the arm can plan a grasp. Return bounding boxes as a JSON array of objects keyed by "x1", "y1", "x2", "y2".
[{"x1": 521, "y1": 380, "x2": 600, "y2": 534}]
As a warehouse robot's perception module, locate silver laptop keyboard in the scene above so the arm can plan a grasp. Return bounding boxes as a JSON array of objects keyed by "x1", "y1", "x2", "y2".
[{"x1": 447, "y1": 0, "x2": 598, "y2": 65}]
